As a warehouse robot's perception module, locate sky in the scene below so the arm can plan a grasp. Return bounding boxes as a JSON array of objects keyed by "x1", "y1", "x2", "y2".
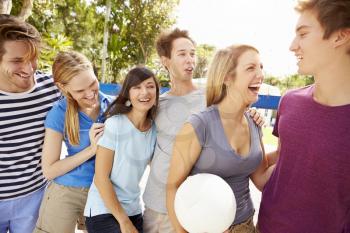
[{"x1": 174, "y1": 0, "x2": 299, "y2": 77}]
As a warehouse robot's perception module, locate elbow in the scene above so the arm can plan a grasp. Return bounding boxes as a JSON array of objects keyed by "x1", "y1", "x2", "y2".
[
  {"x1": 94, "y1": 175, "x2": 108, "y2": 191},
  {"x1": 255, "y1": 182, "x2": 264, "y2": 192},
  {"x1": 250, "y1": 175, "x2": 265, "y2": 192},
  {"x1": 42, "y1": 168, "x2": 54, "y2": 181},
  {"x1": 94, "y1": 176, "x2": 102, "y2": 188}
]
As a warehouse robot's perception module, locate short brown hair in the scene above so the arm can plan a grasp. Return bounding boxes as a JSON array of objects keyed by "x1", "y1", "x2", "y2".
[
  {"x1": 295, "y1": 0, "x2": 350, "y2": 39},
  {"x1": 155, "y1": 28, "x2": 195, "y2": 58},
  {"x1": 0, "y1": 14, "x2": 41, "y2": 62}
]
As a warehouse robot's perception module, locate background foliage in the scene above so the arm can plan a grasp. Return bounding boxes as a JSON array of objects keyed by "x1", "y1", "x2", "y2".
[{"x1": 7, "y1": 0, "x2": 314, "y2": 90}]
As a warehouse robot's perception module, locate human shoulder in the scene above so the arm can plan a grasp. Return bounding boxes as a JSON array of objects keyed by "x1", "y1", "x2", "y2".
[
  {"x1": 283, "y1": 85, "x2": 313, "y2": 99},
  {"x1": 188, "y1": 105, "x2": 216, "y2": 126},
  {"x1": 279, "y1": 85, "x2": 313, "y2": 106},
  {"x1": 104, "y1": 114, "x2": 126, "y2": 127},
  {"x1": 34, "y1": 71, "x2": 53, "y2": 82},
  {"x1": 47, "y1": 97, "x2": 67, "y2": 118}
]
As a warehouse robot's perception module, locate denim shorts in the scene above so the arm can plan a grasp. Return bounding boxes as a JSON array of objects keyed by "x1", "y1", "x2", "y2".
[
  {"x1": 86, "y1": 213, "x2": 143, "y2": 233},
  {"x1": 0, "y1": 186, "x2": 45, "y2": 233}
]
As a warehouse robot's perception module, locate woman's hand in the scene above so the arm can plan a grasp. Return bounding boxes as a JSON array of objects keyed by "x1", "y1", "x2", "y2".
[
  {"x1": 89, "y1": 123, "x2": 105, "y2": 154},
  {"x1": 248, "y1": 108, "x2": 265, "y2": 127},
  {"x1": 120, "y1": 219, "x2": 138, "y2": 233}
]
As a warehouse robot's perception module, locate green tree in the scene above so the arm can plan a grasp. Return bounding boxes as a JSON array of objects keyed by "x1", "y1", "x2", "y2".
[
  {"x1": 105, "y1": 0, "x2": 179, "y2": 82},
  {"x1": 10, "y1": 0, "x2": 179, "y2": 83},
  {"x1": 265, "y1": 74, "x2": 314, "y2": 94},
  {"x1": 193, "y1": 44, "x2": 216, "y2": 78}
]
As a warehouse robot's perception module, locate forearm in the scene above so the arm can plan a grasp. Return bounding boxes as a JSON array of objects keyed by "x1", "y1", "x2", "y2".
[
  {"x1": 251, "y1": 164, "x2": 276, "y2": 191},
  {"x1": 95, "y1": 177, "x2": 130, "y2": 224},
  {"x1": 166, "y1": 185, "x2": 187, "y2": 233},
  {"x1": 43, "y1": 145, "x2": 95, "y2": 180},
  {"x1": 266, "y1": 150, "x2": 279, "y2": 166}
]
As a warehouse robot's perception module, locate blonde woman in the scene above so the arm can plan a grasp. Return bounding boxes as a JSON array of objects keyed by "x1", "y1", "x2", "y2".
[
  {"x1": 34, "y1": 51, "x2": 112, "y2": 233},
  {"x1": 166, "y1": 45, "x2": 278, "y2": 233}
]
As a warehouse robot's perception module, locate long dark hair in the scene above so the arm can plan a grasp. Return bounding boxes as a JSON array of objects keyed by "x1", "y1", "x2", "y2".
[{"x1": 105, "y1": 66, "x2": 160, "y2": 120}]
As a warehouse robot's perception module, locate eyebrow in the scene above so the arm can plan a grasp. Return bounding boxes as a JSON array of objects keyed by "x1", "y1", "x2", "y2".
[
  {"x1": 9, "y1": 57, "x2": 25, "y2": 61},
  {"x1": 296, "y1": 25, "x2": 310, "y2": 32},
  {"x1": 176, "y1": 49, "x2": 196, "y2": 53},
  {"x1": 244, "y1": 63, "x2": 257, "y2": 67}
]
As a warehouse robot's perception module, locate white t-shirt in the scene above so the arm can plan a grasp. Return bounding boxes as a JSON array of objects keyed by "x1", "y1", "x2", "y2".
[{"x1": 84, "y1": 114, "x2": 156, "y2": 217}]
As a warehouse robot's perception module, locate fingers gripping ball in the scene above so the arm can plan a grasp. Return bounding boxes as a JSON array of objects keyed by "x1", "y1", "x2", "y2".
[{"x1": 174, "y1": 173, "x2": 236, "y2": 233}]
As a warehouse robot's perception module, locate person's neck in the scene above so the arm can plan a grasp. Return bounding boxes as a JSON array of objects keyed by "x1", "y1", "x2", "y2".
[
  {"x1": 127, "y1": 109, "x2": 150, "y2": 131},
  {"x1": 167, "y1": 78, "x2": 197, "y2": 96},
  {"x1": 313, "y1": 57, "x2": 350, "y2": 106},
  {"x1": 217, "y1": 96, "x2": 247, "y2": 123},
  {"x1": 79, "y1": 101, "x2": 101, "y2": 121}
]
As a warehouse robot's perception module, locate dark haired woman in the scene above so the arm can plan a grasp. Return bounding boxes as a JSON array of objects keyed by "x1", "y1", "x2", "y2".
[{"x1": 84, "y1": 66, "x2": 160, "y2": 233}]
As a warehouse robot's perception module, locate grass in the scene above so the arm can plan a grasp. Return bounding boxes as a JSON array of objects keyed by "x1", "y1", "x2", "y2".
[{"x1": 262, "y1": 126, "x2": 278, "y2": 146}]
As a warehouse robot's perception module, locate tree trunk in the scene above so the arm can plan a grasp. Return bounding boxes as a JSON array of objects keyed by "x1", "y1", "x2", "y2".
[
  {"x1": 18, "y1": 0, "x2": 33, "y2": 21},
  {"x1": 0, "y1": 0, "x2": 12, "y2": 14},
  {"x1": 101, "y1": 0, "x2": 111, "y2": 83}
]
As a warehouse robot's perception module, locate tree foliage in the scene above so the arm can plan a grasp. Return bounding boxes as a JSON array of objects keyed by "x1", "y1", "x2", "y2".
[
  {"x1": 9, "y1": 0, "x2": 179, "y2": 83},
  {"x1": 193, "y1": 44, "x2": 216, "y2": 78},
  {"x1": 264, "y1": 74, "x2": 314, "y2": 94}
]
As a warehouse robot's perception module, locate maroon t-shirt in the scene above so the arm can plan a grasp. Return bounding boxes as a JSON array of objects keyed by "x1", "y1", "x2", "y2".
[{"x1": 258, "y1": 85, "x2": 350, "y2": 233}]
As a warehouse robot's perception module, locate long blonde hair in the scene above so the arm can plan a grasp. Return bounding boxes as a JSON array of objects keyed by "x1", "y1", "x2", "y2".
[
  {"x1": 52, "y1": 51, "x2": 93, "y2": 145},
  {"x1": 206, "y1": 45, "x2": 258, "y2": 107}
]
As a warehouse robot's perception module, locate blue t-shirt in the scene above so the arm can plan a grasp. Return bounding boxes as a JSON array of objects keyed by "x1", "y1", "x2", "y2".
[
  {"x1": 44, "y1": 92, "x2": 112, "y2": 188},
  {"x1": 84, "y1": 114, "x2": 156, "y2": 217}
]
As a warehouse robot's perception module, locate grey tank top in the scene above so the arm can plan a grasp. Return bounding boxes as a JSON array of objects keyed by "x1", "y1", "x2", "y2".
[{"x1": 187, "y1": 105, "x2": 262, "y2": 225}]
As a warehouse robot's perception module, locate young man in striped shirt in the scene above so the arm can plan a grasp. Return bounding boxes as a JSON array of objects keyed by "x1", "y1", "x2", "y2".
[{"x1": 0, "y1": 15, "x2": 60, "y2": 233}]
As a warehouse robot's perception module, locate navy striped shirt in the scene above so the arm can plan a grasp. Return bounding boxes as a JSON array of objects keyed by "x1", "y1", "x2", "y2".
[{"x1": 0, "y1": 71, "x2": 60, "y2": 200}]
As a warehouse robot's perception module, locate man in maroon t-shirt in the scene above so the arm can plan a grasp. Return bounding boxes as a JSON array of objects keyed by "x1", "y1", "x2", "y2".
[{"x1": 257, "y1": 0, "x2": 350, "y2": 233}]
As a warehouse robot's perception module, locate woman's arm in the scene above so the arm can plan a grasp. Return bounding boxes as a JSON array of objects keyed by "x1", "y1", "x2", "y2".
[
  {"x1": 41, "y1": 123, "x2": 104, "y2": 180},
  {"x1": 94, "y1": 146, "x2": 138, "y2": 233},
  {"x1": 166, "y1": 123, "x2": 202, "y2": 233},
  {"x1": 250, "y1": 138, "x2": 280, "y2": 191}
]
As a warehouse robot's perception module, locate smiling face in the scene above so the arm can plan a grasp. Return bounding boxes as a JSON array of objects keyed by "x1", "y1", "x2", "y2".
[
  {"x1": 128, "y1": 77, "x2": 157, "y2": 113},
  {"x1": 289, "y1": 10, "x2": 336, "y2": 76},
  {"x1": 0, "y1": 41, "x2": 37, "y2": 93},
  {"x1": 63, "y1": 69, "x2": 99, "y2": 109},
  {"x1": 227, "y1": 49, "x2": 264, "y2": 105},
  {"x1": 162, "y1": 37, "x2": 196, "y2": 82}
]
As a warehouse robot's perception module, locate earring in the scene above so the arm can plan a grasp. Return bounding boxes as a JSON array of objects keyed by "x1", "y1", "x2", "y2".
[{"x1": 125, "y1": 100, "x2": 131, "y2": 107}]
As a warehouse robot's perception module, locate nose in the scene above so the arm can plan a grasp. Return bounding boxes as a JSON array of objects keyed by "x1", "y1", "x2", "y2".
[
  {"x1": 289, "y1": 37, "x2": 298, "y2": 52},
  {"x1": 257, "y1": 68, "x2": 264, "y2": 82},
  {"x1": 186, "y1": 53, "x2": 195, "y2": 64},
  {"x1": 141, "y1": 86, "x2": 149, "y2": 95}
]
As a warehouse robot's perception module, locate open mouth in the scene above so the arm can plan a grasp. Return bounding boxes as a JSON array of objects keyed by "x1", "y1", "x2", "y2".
[
  {"x1": 16, "y1": 73, "x2": 31, "y2": 79},
  {"x1": 248, "y1": 84, "x2": 261, "y2": 93},
  {"x1": 296, "y1": 55, "x2": 303, "y2": 63},
  {"x1": 185, "y1": 67, "x2": 194, "y2": 73}
]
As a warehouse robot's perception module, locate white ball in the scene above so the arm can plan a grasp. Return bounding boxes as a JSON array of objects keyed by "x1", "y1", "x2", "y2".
[{"x1": 174, "y1": 173, "x2": 236, "y2": 233}]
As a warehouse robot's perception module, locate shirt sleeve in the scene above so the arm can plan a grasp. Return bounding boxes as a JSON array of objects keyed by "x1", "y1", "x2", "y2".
[
  {"x1": 44, "y1": 101, "x2": 65, "y2": 134},
  {"x1": 98, "y1": 117, "x2": 118, "y2": 151},
  {"x1": 187, "y1": 113, "x2": 206, "y2": 146}
]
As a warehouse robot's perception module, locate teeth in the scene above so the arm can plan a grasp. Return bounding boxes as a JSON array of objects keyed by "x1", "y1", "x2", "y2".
[
  {"x1": 139, "y1": 98, "x2": 150, "y2": 102},
  {"x1": 249, "y1": 84, "x2": 261, "y2": 88},
  {"x1": 297, "y1": 55, "x2": 303, "y2": 61}
]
